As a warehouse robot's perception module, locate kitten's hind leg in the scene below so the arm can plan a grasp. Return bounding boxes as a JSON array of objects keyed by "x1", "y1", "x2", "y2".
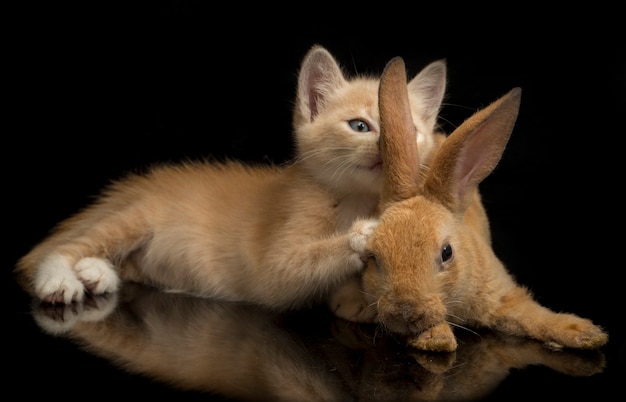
[
  {"x1": 35, "y1": 254, "x2": 119, "y2": 304},
  {"x1": 74, "y1": 257, "x2": 120, "y2": 294},
  {"x1": 18, "y1": 200, "x2": 151, "y2": 303}
]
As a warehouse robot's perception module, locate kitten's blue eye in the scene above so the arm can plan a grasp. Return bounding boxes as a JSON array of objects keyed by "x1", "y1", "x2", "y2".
[{"x1": 348, "y1": 119, "x2": 370, "y2": 133}]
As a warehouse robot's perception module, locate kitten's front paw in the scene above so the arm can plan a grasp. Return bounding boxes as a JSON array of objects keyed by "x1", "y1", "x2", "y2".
[{"x1": 349, "y1": 218, "x2": 379, "y2": 258}]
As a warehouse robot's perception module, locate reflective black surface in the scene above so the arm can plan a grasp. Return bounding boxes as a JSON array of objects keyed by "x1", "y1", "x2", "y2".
[
  {"x1": 16, "y1": 283, "x2": 611, "y2": 401},
  {"x1": 7, "y1": 3, "x2": 624, "y2": 400}
]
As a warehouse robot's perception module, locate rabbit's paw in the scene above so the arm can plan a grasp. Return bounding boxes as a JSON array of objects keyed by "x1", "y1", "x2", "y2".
[
  {"x1": 349, "y1": 218, "x2": 379, "y2": 258},
  {"x1": 541, "y1": 315, "x2": 609, "y2": 350},
  {"x1": 74, "y1": 257, "x2": 120, "y2": 295},
  {"x1": 329, "y1": 277, "x2": 377, "y2": 323},
  {"x1": 409, "y1": 322, "x2": 457, "y2": 352},
  {"x1": 35, "y1": 255, "x2": 85, "y2": 304}
]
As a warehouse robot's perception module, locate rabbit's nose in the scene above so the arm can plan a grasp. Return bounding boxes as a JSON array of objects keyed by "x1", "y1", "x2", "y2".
[
  {"x1": 385, "y1": 309, "x2": 440, "y2": 335},
  {"x1": 379, "y1": 298, "x2": 446, "y2": 335},
  {"x1": 406, "y1": 312, "x2": 438, "y2": 334},
  {"x1": 385, "y1": 295, "x2": 446, "y2": 334}
]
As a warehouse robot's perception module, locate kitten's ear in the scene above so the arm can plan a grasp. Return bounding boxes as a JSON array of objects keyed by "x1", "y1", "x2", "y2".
[
  {"x1": 295, "y1": 45, "x2": 347, "y2": 124},
  {"x1": 407, "y1": 59, "x2": 447, "y2": 131}
]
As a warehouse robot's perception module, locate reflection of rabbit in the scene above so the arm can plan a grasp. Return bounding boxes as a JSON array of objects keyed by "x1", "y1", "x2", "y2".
[
  {"x1": 358, "y1": 57, "x2": 608, "y2": 352},
  {"x1": 362, "y1": 329, "x2": 606, "y2": 401},
  {"x1": 30, "y1": 282, "x2": 606, "y2": 401}
]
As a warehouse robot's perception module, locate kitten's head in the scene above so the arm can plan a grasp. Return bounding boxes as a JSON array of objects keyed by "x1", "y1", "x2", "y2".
[{"x1": 293, "y1": 45, "x2": 447, "y2": 197}]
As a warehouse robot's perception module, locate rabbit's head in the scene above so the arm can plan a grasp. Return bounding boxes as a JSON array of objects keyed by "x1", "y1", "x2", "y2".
[{"x1": 362, "y1": 57, "x2": 521, "y2": 351}]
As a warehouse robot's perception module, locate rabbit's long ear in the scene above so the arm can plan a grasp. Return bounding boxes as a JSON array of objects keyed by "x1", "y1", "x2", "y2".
[
  {"x1": 379, "y1": 57, "x2": 422, "y2": 206},
  {"x1": 424, "y1": 87, "x2": 522, "y2": 212}
]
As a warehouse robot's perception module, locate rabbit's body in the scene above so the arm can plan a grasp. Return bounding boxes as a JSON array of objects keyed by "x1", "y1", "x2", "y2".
[{"x1": 360, "y1": 57, "x2": 608, "y2": 352}]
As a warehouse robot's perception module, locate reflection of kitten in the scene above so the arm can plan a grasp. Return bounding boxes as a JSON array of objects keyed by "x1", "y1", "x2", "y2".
[
  {"x1": 34, "y1": 284, "x2": 355, "y2": 402},
  {"x1": 293, "y1": 45, "x2": 447, "y2": 229},
  {"x1": 15, "y1": 45, "x2": 446, "y2": 314},
  {"x1": 31, "y1": 283, "x2": 606, "y2": 401}
]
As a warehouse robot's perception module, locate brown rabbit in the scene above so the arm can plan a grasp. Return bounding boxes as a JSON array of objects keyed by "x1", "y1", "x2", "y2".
[{"x1": 359, "y1": 57, "x2": 609, "y2": 352}]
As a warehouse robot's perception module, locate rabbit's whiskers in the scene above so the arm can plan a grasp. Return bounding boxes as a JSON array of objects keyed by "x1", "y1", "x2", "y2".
[{"x1": 447, "y1": 321, "x2": 480, "y2": 337}]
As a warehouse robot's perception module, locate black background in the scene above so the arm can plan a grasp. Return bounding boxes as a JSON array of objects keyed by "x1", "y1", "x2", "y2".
[{"x1": 6, "y1": 2, "x2": 624, "y2": 400}]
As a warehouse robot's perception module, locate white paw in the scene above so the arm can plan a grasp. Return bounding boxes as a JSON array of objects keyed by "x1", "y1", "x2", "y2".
[
  {"x1": 74, "y1": 257, "x2": 120, "y2": 294},
  {"x1": 34, "y1": 255, "x2": 120, "y2": 304},
  {"x1": 35, "y1": 255, "x2": 85, "y2": 304},
  {"x1": 349, "y1": 218, "x2": 379, "y2": 255}
]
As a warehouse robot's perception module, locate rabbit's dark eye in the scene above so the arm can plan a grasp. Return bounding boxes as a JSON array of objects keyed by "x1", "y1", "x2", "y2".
[
  {"x1": 348, "y1": 119, "x2": 370, "y2": 133},
  {"x1": 441, "y1": 243, "x2": 453, "y2": 263}
]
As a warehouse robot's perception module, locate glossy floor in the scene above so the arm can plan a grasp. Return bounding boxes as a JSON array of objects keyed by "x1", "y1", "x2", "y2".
[{"x1": 10, "y1": 281, "x2": 620, "y2": 401}]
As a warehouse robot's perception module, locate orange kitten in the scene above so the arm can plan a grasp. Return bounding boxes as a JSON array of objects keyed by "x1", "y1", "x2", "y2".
[{"x1": 15, "y1": 45, "x2": 446, "y2": 313}]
